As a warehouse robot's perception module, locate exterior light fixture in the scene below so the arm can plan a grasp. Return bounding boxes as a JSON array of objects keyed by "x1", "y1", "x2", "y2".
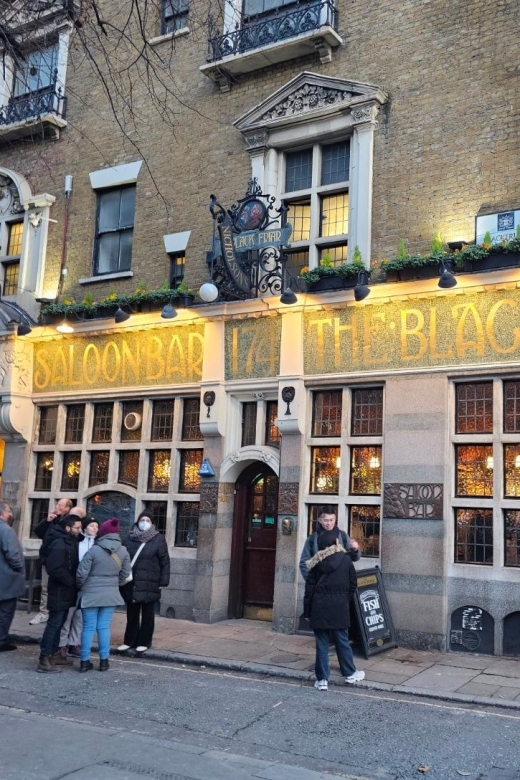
[
  {"x1": 114, "y1": 307, "x2": 131, "y2": 324},
  {"x1": 199, "y1": 282, "x2": 219, "y2": 303},
  {"x1": 354, "y1": 270, "x2": 371, "y2": 301},
  {"x1": 448, "y1": 241, "x2": 468, "y2": 252},
  {"x1": 438, "y1": 261, "x2": 457, "y2": 289},
  {"x1": 56, "y1": 316, "x2": 74, "y2": 334},
  {"x1": 280, "y1": 287, "x2": 298, "y2": 305},
  {"x1": 17, "y1": 323, "x2": 32, "y2": 336},
  {"x1": 161, "y1": 301, "x2": 178, "y2": 319}
]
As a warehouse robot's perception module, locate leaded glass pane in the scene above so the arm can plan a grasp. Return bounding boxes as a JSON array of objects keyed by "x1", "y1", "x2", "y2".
[
  {"x1": 455, "y1": 444, "x2": 493, "y2": 497},
  {"x1": 349, "y1": 505, "x2": 380, "y2": 558},
  {"x1": 287, "y1": 202, "x2": 311, "y2": 242},
  {"x1": 148, "y1": 450, "x2": 171, "y2": 493},
  {"x1": 61, "y1": 452, "x2": 81, "y2": 491},
  {"x1": 118, "y1": 450, "x2": 139, "y2": 487},
  {"x1": 7, "y1": 222, "x2": 23, "y2": 256},
  {"x1": 504, "y1": 444, "x2": 520, "y2": 497},
  {"x1": 312, "y1": 391, "x2": 342, "y2": 437},
  {"x1": 285, "y1": 250, "x2": 309, "y2": 278},
  {"x1": 175, "y1": 502, "x2": 199, "y2": 547},
  {"x1": 310, "y1": 447, "x2": 340, "y2": 494},
  {"x1": 352, "y1": 388, "x2": 383, "y2": 436},
  {"x1": 3, "y1": 262, "x2": 19, "y2": 295},
  {"x1": 179, "y1": 449, "x2": 202, "y2": 492},
  {"x1": 121, "y1": 401, "x2": 143, "y2": 442},
  {"x1": 182, "y1": 398, "x2": 202, "y2": 441},
  {"x1": 320, "y1": 193, "x2": 348, "y2": 237},
  {"x1": 151, "y1": 400, "x2": 174, "y2": 441},
  {"x1": 319, "y1": 246, "x2": 347, "y2": 265},
  {"x1": 285, "y1": 149, "x2": 312, "y2": 192},
  {"x1": 265, "y1": 401, "x2": 280, "y2": 446},
  {"x1": 456, "y1": 382, "x2": 493, "y2": 433},
  {"x1": 89, "y1": 451, "x2": 110, "y2": 486},
  {"x1": 504, "y1": 380, "x2": 520, "y2": 433},
  {"x1": 455, "y1": 508, "x2": 493, "y2": 564},
  {"x1": 350, "y1": 446, "x2": 382, "y2": 495},
  {"x1": 241, "y1": 402, "x2": 257, "y2": 447},
  {"x1": 39, "y1": 406, "x2": 58, "y2": 445},
  {"x1": 30, "y1": 498, "x2": 50, "y2": 538},
  {"x1": 321, "y1": 141, "x2": 350, "y2": 185},
  {"x1": 35, "y1": 453, "x2": 54, "y2": 491},
  {"x1": 65, "y1": 404, "x2": 85, "y2": 444},
  {"x1": 144, "y1": 501, "x2": 168, "y2": 534},
  {"x1": 92, "y1": 403, "x2": 113, "y2": 442},
  {"x1": 505, "y1": 510, "x2": 520, "y2": 567}
]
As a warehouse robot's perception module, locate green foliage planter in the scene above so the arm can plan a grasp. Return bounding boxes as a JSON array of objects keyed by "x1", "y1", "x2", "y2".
[
  {"x1": 461, "y1": 251, "x2": 520, "y2": 273},
  {"x1": 307, "y1": 275, "x2": 358, "y2": 292},
  {"x1": 299, "y1": 259, "x2": 365, "y2": 293},
  {"x1": 386, "y1": 261, "x2": 447, "y2": 282}
]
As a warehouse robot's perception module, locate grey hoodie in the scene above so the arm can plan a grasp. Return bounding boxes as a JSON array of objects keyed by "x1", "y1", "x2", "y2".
[{"x1": 76, "y1": 533, "x2": 131, "y2": 609}]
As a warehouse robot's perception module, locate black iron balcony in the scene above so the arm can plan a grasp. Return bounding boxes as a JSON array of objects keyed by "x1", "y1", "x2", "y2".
[
  {"x1": 0, "y1": 82, "x2": 67, "y2": 141},
  {"x1": 207, "y1": 0, "x2": 339, "y2": 62}
]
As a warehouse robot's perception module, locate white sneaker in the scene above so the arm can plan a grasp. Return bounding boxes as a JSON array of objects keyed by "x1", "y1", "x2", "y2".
[
  {"x1": 29, "y1": 612, "x2": 48, "y2": 625},
  {"x1": 117, "y1": 644, "x2": 131, "y2": 652},
  {"x1": 345, "y1": 670, "x2": 365, "y2": 684},
  {"x1": 135, "y1": 646, "x2": 148, "y2": 653},
  {"x1": 314, "y1": 679, "x2": 328, "y2": 691}
]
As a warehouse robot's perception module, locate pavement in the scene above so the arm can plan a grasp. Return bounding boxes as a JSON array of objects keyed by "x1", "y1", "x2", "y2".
[{"x1": 10, "y1": 609, "x2": 520, "y2": 711}]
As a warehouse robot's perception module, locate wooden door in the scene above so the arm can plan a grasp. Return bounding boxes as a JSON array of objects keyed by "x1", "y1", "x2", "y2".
[{"x1": 228, "y1": 464, "x2": 278, "y2": 620}]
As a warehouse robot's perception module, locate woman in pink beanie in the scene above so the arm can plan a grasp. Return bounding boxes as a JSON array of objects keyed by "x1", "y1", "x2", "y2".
[{"x1": 76, "y1": 518, "x2": 131, "y2": 672}]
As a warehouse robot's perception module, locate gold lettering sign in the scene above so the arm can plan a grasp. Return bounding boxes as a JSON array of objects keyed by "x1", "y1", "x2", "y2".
[
  {"x1": 304, "y1": 290, "x2": 520, "y2": 374},
  {"x1": 225, "y1": 317, "x2": 281, "y2": 379},
  {"x1": 33, "y1": 326, "x2": 204, "y2": 393}
]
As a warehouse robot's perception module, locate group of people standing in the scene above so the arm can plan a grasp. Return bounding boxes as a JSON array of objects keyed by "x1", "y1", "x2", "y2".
[{"x1": 0, "y1": 498, "x2": 170, "y2": 673}]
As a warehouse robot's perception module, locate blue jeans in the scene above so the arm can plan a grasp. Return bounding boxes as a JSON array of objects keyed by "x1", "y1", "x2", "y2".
[
  {"x1": 314, "y1": 628, "x2": 356, "y2": 681},
  {"x1": 81, "y1": 607, "x2": 115, "y2": 661},
  {"x1": 40, "y1": 609, "x2": 69, "y2": 658}
]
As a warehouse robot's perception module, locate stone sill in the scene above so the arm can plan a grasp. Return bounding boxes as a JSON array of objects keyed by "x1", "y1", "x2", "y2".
[
  {"x1": 148, "y1": 27, "x2": 190, "y2": 46},
  {"x1": 0, "y1": 113, "x2": 67, "y2": 142},
  {"x1": 79, "y1": 270, "x2": 134, "y2": 285},
  {"x1": 200, "y1": 27, "x2": 342, "y2": 91}
]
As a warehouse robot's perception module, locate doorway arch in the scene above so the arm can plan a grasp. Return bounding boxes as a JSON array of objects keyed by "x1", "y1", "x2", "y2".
[{"x1": 228, "y1": 462, "x2": 279, "y2": 621}]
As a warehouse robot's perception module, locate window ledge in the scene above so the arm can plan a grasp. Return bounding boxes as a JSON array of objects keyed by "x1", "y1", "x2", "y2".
[
  {"x1": 79, "y1": 271, "x2": 134, "y2": 285},
  {"x1": 0, "y1": 113, "x2": 67, "y2": 143},
  {"x1": 200, "y1": 27, "x2": 342, "y2": 92},
  {"x1": 148, "y1": 27, "x2": 190, "y2": 46}
]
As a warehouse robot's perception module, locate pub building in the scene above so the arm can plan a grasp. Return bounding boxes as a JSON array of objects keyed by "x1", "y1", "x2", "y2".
[{"x1": 0, "y1": 2, "x2": 518, "y2": 657}]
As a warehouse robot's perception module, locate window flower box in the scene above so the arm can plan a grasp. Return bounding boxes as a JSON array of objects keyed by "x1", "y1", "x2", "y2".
[{"x1": 461, "y1": 251, "x2": 520, "y2": 273}]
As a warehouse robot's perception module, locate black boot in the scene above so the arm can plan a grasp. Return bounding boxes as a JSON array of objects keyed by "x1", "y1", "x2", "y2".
[
  {"x1": 99, "y1": 658, "x2": 109, "y2": 672},
  {"x1": 79, "y1": 660, "x2": 93, "y2": 673}
]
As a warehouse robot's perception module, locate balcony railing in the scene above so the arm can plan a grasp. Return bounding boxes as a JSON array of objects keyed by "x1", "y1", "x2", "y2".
[
  {"x1": 0, "y1": 84, "x2": 67, "y2": 128},
  {"x1": 207, "y1": 0, "x2": 338, "y2": 62}
]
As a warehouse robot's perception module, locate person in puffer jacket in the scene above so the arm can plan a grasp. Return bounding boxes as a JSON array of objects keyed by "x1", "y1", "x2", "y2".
[
  {"x1": 76, "y1": 517, "x2": 131, "y2": 673},
  {"x1": 304, "y1": 528, "x2": 365, "y2": 692},
  {"x1": 119, "y1": 510, "x2": 170, "y2": 655}
]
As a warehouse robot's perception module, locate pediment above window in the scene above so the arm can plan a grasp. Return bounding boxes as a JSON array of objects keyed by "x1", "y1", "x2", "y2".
[{"x1": 234, "y1": 71, "x2": 387, "y2": 137}]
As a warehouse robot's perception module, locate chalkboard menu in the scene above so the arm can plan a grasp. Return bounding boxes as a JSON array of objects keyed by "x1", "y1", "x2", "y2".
[{"x1": 352, "y1": 567, "x2": 397, "y2": 658}]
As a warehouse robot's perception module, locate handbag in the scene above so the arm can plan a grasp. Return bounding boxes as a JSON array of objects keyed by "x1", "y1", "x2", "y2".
[{"x1": 120, "y1": 542, "x2": 146, "y2": 587}]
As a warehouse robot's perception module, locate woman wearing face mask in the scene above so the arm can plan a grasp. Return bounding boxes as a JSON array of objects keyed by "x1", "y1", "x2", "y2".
[{"x1": 118, "y1": 510, "x2": 170, "y2": 655}]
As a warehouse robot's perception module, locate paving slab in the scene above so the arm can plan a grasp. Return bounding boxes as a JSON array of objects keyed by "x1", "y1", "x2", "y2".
[
  {"x1": 363, "y1": 670, "x2": 414, "y2": 685},
  {"x1": 490, "y1": 686, "x2": 520, "y2": 700},
  {"x1": 456, "y1": 681, "x2": 502, "y2": 697},
  {"x1": 400, "y1": 664, "x2": 478, "y2": 692},
  {"x1": 481, "y1": 659, "x2": 520, "y2": 678},
  {"x1": 472, "y1": 673, "x2": 520, "y2": 688}
]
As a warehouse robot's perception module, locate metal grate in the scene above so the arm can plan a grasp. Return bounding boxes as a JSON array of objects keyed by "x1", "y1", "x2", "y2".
[
  {"x1": 312, "y1": 391, "x2": 342, "y2": 437},
  {"x1": 92, "y1": 403, "x2": 113, "y2": 442},
  {"x1": 455, "y1": 508, "x2": 493, "y2": 564},
  {"x1": 118, "y1": 450, "x2": 140, "y2": 487},
  {"x1": 89, "y1": 451, "x2": 110, "y2": 486},
  {"x1": 148, "y1": 450, "x2": 171, "y2": 493},
  {"x1": 65, "y1": 404, "x2": 85, "y2": 444},
  {"x1": 179, "y1": 449, "x2": 202, "y2": 492},
  {"x1": 38, "y1": 406, "x2": 58, "y2": 445},
  {"x1": 181, "y1": 398, "x2": 202, "y2": 441},
  {"x1": 151, "y1": 400, "x2": 175, "y2": 441},
  {"x1": 456, "y1": 382, "x2": 493, "y2": 434},
  {"x1": 175, "y1": 502, "x2": 199, "y2": 547},
  {"x1": 351, "y1": 388, "x2": 383, "y2": 436}
]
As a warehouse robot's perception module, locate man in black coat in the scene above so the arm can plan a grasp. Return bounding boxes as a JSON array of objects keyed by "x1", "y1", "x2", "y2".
[
  {"x1": 37, "y1": 515, "x2": 82, "y2": 673},
  {"x1": 304, "y1": 528, "x2": 365, "y2": 691},
  {"x1": 30, "y1": 497, "x2": 73, "y2": 626}
]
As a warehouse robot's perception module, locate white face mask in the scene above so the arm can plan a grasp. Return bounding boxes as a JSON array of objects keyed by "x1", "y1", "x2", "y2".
[{"x1": 138, "y1": 519, "x2": 152, "y2": 532}]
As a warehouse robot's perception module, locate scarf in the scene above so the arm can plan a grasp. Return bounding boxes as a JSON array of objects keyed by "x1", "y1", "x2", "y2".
[{"x1": 129, "y1": 524, "x2": 159, "y2": 543}]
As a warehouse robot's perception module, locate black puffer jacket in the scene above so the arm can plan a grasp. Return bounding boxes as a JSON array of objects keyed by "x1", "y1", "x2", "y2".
[
  {"x1": 303, "y1": 544, "x2": 357, "y2": 630},
  {"x1": 124, "y1": 533, "x2": 170, "y2": 603},
  {"x1": 44, "y1": 525, "x2": 79, "y2": 611}
]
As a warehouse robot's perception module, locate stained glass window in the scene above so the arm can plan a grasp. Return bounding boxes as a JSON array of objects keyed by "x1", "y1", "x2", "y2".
[
  {"x1": 312, "y1": 391, "x2": 342, "y2": 437},
  {"x1": 35, "y1": 453, "x2": 54, "y2": 491},
  {"x1": 349, "y1": 446, "x2": 382, "y2": 495},
  {"x1": 89, "y1": 451, "x2": 110, "y2": 486},
  {"x1": 148, "y1": 450, "x2": 171, "y2": 493},
  {"x1": 349, "y1": 505, "x2": 380, "y2": 558},
  {"x1": 455, "y1": 445, "x2": 493, "y2": 497},
  {"x1": 118, "y1": 450, "x2": 139, "y2": 487},
  {"x1": 504, "y1": 381, "x2": 520, "y2": 433},
  {"x1": 175, "y1": 502, "x2": 199, "y2": 547},
  {"x1": 92, "y1": 403, "x2": 113, "y2": 442},
  {"x1": 151, "y1": 400, "x2": 174, "y2": 441},
  {"x1": 65, "y1": 405, "x2": 85, "y2": 444},
  {"x1": 352, "y1": 388, "x2": 383, "y2": 436},
  {"x1": 310, "y1": 447, "x2": 340, "y2": 494},
  {"x1": 455, "y1": 508, "x2": 493, "y2": 564},
  {"x1": 145, "y1": 501, "x2": 168, "y2": 534},
  {"x1": 30, "y1": 498, "x2": 50, "y2": 538},
  {"x1": 179, "y1": 449, "x2": 202, "y2": 492},
  {"x1": 61, "y1": 452, "x2": 81, "y2": 491},
  {"x1": 182, "y1": 398, "x2": 202, "y2": 441},
  {"x1": 456, "y1": 382, "x2": 493, "y2": 434}
]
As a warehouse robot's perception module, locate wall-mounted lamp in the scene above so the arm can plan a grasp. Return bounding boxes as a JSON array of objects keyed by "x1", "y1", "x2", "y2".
[
  {"x1": 199, "y1": 281, "x2": 219, "y2": 303},
  {"x1": 114, "y1": 307, "x2": 131, "y2": 324},
  {"x1": 282, "y1": 517, "x2": 293, "y2": 535},
  {"x1": 354, "y1": 269, "x2": 371, "y2": 302},
  {"x1": 161, "y1": 298, "x2": 178, "y2": 319},
  {"x1": 438, "y1": 260, "x2": 457, "y2": 289},
  {"x1": 280, "y1": 287, "x2": 298, "y2": 305},
  {"x1": 448, "y1": 241, "x2": 468, "y2": 252},
  {"x1": 56, "y1": 315, "x2": 74, "y2": 334},
  {"x1": 17, "y1": 323, "x2": 32, "y2": 336}
]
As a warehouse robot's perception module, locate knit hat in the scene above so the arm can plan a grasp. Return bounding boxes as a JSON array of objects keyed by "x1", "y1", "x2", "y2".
[
  {"x1": 318, "y1": 528, "x2": 340, "y2": 550},
  {"x1": 81, "y1": 516, "x2": 99, "y2": 531},
  {"x1": 98, "y1": 517, "x2": 120, "y2": 537},
  {"x1": 135, "y1": 510, "x2": 153, "y2": 525}
]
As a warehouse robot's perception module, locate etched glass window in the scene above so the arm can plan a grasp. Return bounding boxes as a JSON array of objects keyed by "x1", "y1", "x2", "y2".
[
  {"x1": 455, "y1": 445, "x2": 493, "y2": 497},
  {"x1": 35, "y1": 453, "x2": 54, "y2": 491},
  {"x1": 118, "y1": 450, "x2": 139, "y2": 488},
  {"x1": 92, "y1": 403, "x2": 113, "y2": 443},
  {"x1": 148, "y1": 450, "x2": 171, "y2": 493},
  {"x1": 455, "y1": 508, "x2": 493, "y2": 564},
  {"x1": 352, "y1": 388, "x2": 383, "y2": 436},
  {"x1": 312, "y1": 391, "x2": 342, "y2": 437},
  {"x1": 65, "y1": 405, "x2": 85, "y2": 444},
  {"x1": 456, "y1": 382, "x2": 493, "y2": 434},
  {"x1": 175, "y1": 502, "x2": 199, "y2": 547},
  {"x1": 179, "y1": 449, "x2": 202, "y2": 492},
  {"x1": 310, "y1": 447, "x2": 340, "y2": 494},
  {"x1": 349, "y1": 446, "x2": 382, "y2": 495},
  {"x1": 39, "y1": 406, "x2": 58, "y2": 445},
  {"x1": 61, "y1": 452, "x2": 81, "y2": 491}
]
